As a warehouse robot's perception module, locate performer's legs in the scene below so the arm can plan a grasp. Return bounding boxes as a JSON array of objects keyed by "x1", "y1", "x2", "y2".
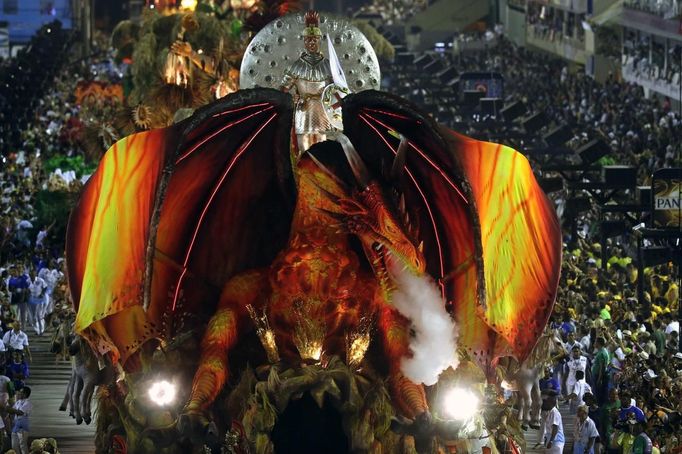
[
  {"x1": 28, "y1": 303, "x2": 41, "y2": 334},
  {"x1": 37, "y1": 302, "x2": 47, "y2": 335},
  {"x1": 18, "y1": 303, "x2": 28, "y2": 329},
  {"x1": 45, "y1": 291, "x2": 54, "y2": 315},
  {"x1": 530, "y1": 380, "x2": 542, "y2": 427},
  {"x1": 12, "y1": 430, "x2": 29, "y2": 454},
  {"x1": 538, "y1": 409, "x2": 549, "y2": 445}
]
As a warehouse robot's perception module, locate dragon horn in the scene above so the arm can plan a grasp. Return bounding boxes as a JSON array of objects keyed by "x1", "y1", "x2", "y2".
[
  {"x1": 336, "y1": 134, "x2": 370, "y2": 189},
  {"x1": 390, "y1": 134, "x2": 409, "y2": 181}
]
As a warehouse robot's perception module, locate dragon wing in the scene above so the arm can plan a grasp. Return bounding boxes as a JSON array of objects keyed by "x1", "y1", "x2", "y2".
[
  {"x1": 341, "y1": 90, "x2": 561, "y2": 373},
  {"x1": 67, "y1": 89, "x2": 295, "y2": 367}
]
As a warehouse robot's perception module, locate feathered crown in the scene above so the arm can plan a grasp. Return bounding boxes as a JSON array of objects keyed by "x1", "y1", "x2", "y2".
[{"x1": 303, "y1": 10, "x2": 322, "y2": 37}]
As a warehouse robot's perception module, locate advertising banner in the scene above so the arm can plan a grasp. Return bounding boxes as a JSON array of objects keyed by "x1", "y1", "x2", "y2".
[{"x1": 652, "y1": 168, "x2": 682, "y2": 229}]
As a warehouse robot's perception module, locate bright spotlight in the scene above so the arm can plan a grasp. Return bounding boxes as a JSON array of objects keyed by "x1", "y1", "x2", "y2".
[
  {"x1": 180, "y1": 0, "x2": 198, "y2": 9},
  {"x1": 149, "y1": 380, "x2": 176, "y2": 406},
  {"x1": 443, "y1": 388, "x2": 479, "y2": 421}
]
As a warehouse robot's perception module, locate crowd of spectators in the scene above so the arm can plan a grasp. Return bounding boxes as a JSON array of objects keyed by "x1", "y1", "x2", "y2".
[
  {"x1": 624, "y1": 0, "x2": 681, "y2": 19},
  {"x1": 526, "y1": 2, "x2": 586, "y2": 44},
  {"x1": 539, "y1": 239, "x2": 682, "y2": 453},
  {"x1": 0, "y1": 21, "x2": 89, "y2": 454},
  {"x1": 0, "y1": 22, "x2": 76, "y2": 159},
  {"x1": 622, "y1": 33, "x2": 681, "y2": 90},
  {"x1": 353, "y1": 0, "x2": 430, "y2": 25},
  {"x1": 0, "y1": 111, "x2": 72, "y2": 453},
  {"x1": 385, "y1": 35, "x2": 681, "y2": 183},
  {"x1": 0, "y1": 158, "x2": 69, "y2": 454}
]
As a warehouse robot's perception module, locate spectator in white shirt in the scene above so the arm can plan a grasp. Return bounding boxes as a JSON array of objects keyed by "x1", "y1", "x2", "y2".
[
  {"x1": 2, "y1": 322, "x2": 31, "y2": 362},
  {"x1": 543, "y1": 395, "x2": 566, "y2": 453},
  {"x1": 566, "y1": 345, "x2": 588, "y2": 393},
  {"x1": 34, "y1": 219, "x2": 54, "y2": 250},
  {"x1": 9, "y1": 386, "x2": 32, "y2": 454},
  {"x1": 35, "y1": 229, "x2": 47, "y2": 248},
  {"x1": 566, "y1": 370, "x2": 592, "y2": 413},
  {"x1": 564, "y1": 332, "x2": 582, "y2": 352},
  {"x1": 27, "y1": 270, "x2": 47, "y2": 336},
  {"x1": 573, "y1": 405, "x2": 599, "y2": 454},
  {"x1": 39, "y1": 262, "x2": 63, "y2": 317}
]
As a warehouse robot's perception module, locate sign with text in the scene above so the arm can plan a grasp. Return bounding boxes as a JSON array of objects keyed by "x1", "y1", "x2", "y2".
[{"x1": 652, "y1": 168, "x2": 682, "y2": 229}]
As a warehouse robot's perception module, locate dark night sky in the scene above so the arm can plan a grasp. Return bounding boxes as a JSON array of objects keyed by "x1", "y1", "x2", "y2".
[
  {"x1": 297, "y1": 0, "x2": 370, "y2": 13},
  {"x1": 94, "y1": 0, "x2": 128, "y2": 31}
]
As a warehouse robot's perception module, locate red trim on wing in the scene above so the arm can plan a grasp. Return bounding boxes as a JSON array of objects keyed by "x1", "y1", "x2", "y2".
[
  {"x1": 364, "y1": 112, "x2": 468, "y2": 205},
  {"x1": 175, "y1": 105, "x2": 275, "y2": 164},
  {"x1": 406, "y1": 168, "x2": 447, "y2": 299},
  {"x1": 211, "y1": 102, "x2": 272, "y2": 118},
  {"x1": 363, "y1": 107, "x2": 414, "y2": 121},
  {"x1": 171, "y1": 112, "x2": 278, "y2": 311}
]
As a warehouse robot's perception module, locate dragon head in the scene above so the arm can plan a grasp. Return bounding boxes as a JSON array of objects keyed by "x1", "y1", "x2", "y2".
[
  {"x1": 320, "y1": 135, "x2": 426, "y2": 289},
  {"x1": 333, "y1": 183, "x2": 425, "y2": 277}
]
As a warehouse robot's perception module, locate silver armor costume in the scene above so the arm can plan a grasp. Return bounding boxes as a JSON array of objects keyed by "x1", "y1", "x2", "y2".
[{"x1": 281, "y1": 52, "x2": 333, "y2": 152}]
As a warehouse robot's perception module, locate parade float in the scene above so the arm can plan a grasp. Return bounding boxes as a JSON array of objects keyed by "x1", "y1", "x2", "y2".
[{"x1": 64, "y1": 10, "x2": 562, "y2": 454}]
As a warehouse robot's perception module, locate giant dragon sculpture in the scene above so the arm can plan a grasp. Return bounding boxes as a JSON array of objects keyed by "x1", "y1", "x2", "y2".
[{"x1": 65, "y1": 11, "x2": 561, "y2": 454}]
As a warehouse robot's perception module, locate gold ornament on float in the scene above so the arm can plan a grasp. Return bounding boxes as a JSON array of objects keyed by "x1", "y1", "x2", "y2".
[
  {"x1": 345, "y1": 316, "x2": 372, "y2": 368},
  {"x1": 246, "y1": 304, "x2": 280, "y2": 363},
  {"x1": 292, "y1": 299, "x2": 326, "y2": 362},
  {"x1": 163, "y1": 14, "x2": 198, "y2": 87}
]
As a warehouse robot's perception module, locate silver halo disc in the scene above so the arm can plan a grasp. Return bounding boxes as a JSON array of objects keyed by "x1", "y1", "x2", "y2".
[{"x1": 239, "y1": 12, "x2": 381, "y2": 92}]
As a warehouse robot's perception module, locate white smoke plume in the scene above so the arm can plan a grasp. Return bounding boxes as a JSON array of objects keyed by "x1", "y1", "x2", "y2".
[{"x1": 390, "y1": 268, "x2": 459, "y2": 385}]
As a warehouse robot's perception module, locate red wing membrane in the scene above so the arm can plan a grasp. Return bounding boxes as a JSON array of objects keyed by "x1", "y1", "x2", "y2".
[{"x1": 66, "y1": 89, "x2": 295, "y2": 367}]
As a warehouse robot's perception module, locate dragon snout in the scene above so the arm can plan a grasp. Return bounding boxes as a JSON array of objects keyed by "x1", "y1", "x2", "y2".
[
  {"x1": 381, "y1": 240, "x2": 426, "y2": 276},
  {"x1": 412, "y1": 253, "x2": 425, "y2": 274},
  {"x1": 407, "y1": 241, "x2": 426, "y2": 274}
]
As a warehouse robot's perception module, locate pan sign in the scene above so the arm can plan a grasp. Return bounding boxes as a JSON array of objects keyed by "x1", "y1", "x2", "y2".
[{"x1": 652, "y1": 168, "x2": 682, "y2": 230}]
